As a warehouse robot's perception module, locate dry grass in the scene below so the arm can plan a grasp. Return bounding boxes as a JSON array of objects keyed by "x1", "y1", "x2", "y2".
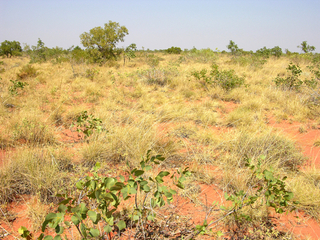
[{"x1": 0, "y1": 52, "x2": 319, "y2": 238}]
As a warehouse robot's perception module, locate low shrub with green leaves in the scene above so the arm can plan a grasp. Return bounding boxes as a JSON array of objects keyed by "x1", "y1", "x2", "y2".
[
  {"x1": 8, "y1": 80, "x2": 28, "y2": 95},
  {"x1": 274, "y1": 62, "x2": 318, "y2": 90},
  {"x1": 191, "y1": 64, "x2": 245, "y2": 91},
  {"x1": 166, "y1": 46, "x2": 182, "y2": 54},
  {"x1": 72, "y1": 111, "x2": 104, "y2": 138},
  {"x1": 19, "y1": 151, "x2": 191, "y2": 240}
]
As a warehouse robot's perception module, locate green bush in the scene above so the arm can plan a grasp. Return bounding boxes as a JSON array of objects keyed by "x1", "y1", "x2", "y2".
[
  {"x1": 19, "y1": 151, "x2": 191, "y2": 239},
  {"x1": 274, "y1": 62, "x2": 318, "y2": 90},
  {"x1": 0, "y1": 40, "x2": 22, "y2": 58},
  {"x1": 191, "y1": 64, "x2": 245, "y2": 91},
  {"x1": 166, "y1": 46, "x2": 182, "y2": 54}
]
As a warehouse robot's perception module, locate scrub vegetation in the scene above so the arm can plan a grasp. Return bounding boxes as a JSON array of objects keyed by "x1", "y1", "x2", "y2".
[{"x1": 0, "y1": 22, "x2": 320, "y2": 239}]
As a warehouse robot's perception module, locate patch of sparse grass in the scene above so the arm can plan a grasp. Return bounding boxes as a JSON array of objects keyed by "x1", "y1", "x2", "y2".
[
  {"x1": 10, "y1": 117, "x2": 56, "y2": 145},
  {"x1": 16, "y1": 64, "x2": 37, "y2": 80},
  {"x1": 0, "y1": 147, "x2": 72, "y2": 204}
]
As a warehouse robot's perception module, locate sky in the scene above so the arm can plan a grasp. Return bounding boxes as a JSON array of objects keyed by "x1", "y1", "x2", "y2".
[{"x1": 1, "y1": 0, "x2": 319, "y2": 52}]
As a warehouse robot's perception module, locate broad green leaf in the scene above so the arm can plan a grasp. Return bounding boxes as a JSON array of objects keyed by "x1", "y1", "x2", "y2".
[
  {"x1": 170, "y1": 189, "x2": 177, "y2": 195},
  {"x1": 18, "y1": 226, "x2": 30, "y2": 238},
  {"x1": 104, "y1": 225, "x2": 112, "y2": 233},
  {"x1": 143, "y1": 185, "x2": 150, "y2": 192},
  {"x1": 155, "y1": 176, "x2": 164, "y2": 183},
  {"x1": 76, "y1": 181, "x2": 84, "y2": 190},
  {"x1": 119, "y1": 175, "x2": 125, "y2": 182},
  {"x1": 117, "y1": 220, "x2": 126, "y2": 231},
  {"x1": 71, "y1": 215, "x2": 80, "y2": 225},
  {"x1": 55, "y1": 225, "x2": 64, "y2": 234},
  {"x1": 88, "y1": 211, "x2": 98, "y2": 223},
  {"x1": 263, "y1": 170, "x2": 274, "y2": 181},
  {"x1": 45, "y1": 213, "x2": 57, "y2": 221},
  {"x1": 37, "y1": 233, "x2": 44, "y2": 240},
  {"x1": 64, "y1": 221, "x2": 71, "y2": 227},
  {"x1": 58, "y1": 198, "x2": 72, "y2": 205},
  {"x1": 79, "y1": 203, "x2": 88, "y2": 215},
  {"x1": 53, "y1": 235, "x2": 62, "y2": 240},
  {"x1": 129, "y1": 187, "x2": 137, "y2": 194},
  {"x1": 164, "y1": 191, "x2": 172, "y2": 198},
  {"x1": 176, "y1": 182, "x2": 184, "y2": 189},
  {"x1": 58, "y1": 204, "x2": 67, "y2": 213},
  {"x1": 94, "y1": 162, "x2": 101, "y2": 171},
  {"x1": 134, "y1": 170, "x2": 144, "y2": 176},
  {"x1": 44, "y1": 236, "x2": 53, "y2": 240},
  {"x1": 157, "y1": 171, "x2": 170, "y2": 178},
  {"x1": 132, "y1": 215, "x2": 139, "y2": 221},
  {"x1": 105, "y1": 178, "x2": 116, "y2": 189},
  {"x1": 285, "y1": 192, "x2": 294, "y2": 201},
  {"x1": 89, "y1": 228, "x2": 100, "y2": 237}
]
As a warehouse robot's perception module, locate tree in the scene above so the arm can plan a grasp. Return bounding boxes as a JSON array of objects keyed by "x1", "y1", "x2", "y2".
[
  {"x1": 270, "y1": 46, "x2": 282, "y2": 58},
  {"x1": 298, "y1": 41, "x2": 315, "y2": 53},
  {"x1": 123, "y1": 43, "x2": 137, "y2": 66},
  {"x1": 0, "y1": 40, "x2": 22, "y2": 57},
  {"x1": 227, "y1": 40, "x2": 240, "y2": 55},
  {"x1": 80, "y1": 21, "x2": 129, "y2": 62}
]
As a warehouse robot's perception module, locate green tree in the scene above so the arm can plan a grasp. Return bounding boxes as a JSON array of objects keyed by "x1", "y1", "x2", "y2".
[
  {"x1": 298, "y1": 41, "x2": 315, "y2": 53},
  {"x1": 270, "y1": 46, "x2": 282, "y2": 58},
  {"x1": 227, "y1": 40, "x2": 241, "y2": 55},
  {"x1": 0, "y1": 40, "x2": 22, "y2": 57},
  {"x1": 80, "y1": 21, "x2": 129, "y2": 62},
  {"x1": 123, "y1": 43, "x2": 137, "y2": 65}
]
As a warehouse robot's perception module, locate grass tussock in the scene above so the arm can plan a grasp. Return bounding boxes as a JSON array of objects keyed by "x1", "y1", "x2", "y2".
[{"x1": 0, "y1": 147, "x2": 72, "y2": 203}]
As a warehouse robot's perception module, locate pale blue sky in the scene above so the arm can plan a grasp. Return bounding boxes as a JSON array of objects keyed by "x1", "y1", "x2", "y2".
[{"x1": 1, "y1": 0, "x2": 319, "y2": 52}]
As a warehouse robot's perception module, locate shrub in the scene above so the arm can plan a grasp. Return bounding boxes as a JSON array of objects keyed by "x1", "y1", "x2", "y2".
[
  {"x1": 166, "y1": 46, "x2": 182, "y2": 54},
  {"x1": 72, "y1": 111, "x2": 104, "y2": 138},
  {"x1": 19, "y1": 151, "x2": 191, "y2": 239},
  {"x1": 274, "y1": 62, "x2": 318, "y2": 90},
  {"x1": 16, "y1": 64, "x2": 37, "y2": 80},
  {"x1": 191, "y1": 64, "x2": 245, "y2": 91},
  {"x1": 0, "y1": 40, "x2": 22, "y2": 57},
  {"x1": 8, "y1": 80, "x2": 28, "y2": 95},
  {"x1": 298, "y1": 41, "x2": 316, "y2": 53},
  {"x1": 185, "y1": 48, "x2": 218, "y2": 63}
]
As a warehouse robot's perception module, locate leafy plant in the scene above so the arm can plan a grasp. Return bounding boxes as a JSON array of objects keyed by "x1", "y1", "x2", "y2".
[
  {"x1": 19, "y1": 151, "x2": 191, "y2": 239},
  {"x1": 80, "y1": 21, "x2": 129, "y2": 62},
  {"x1": 8, "y1": 80, "x2": 28, "y2": 95},
  {"x1": 227, "y1": 40, "x2": 243, "y2": 56},
  {"x1": 298, "y1": 41, "x2": 316, "y2": 53},
  {"x1": 274, "y1": 63, "x2": 303, "y2": 90},
  {"x1": 72, "y1": 111, "x2": 103, "y2": 138},
  {"x1": 166, "y1": 46, "x2": 182, "y2": 54},
  {"x1": 85, "y1": 68, "x2": 99, "y2": 81},
  {"x1": 191, "y1": 64, "x2": 245, "y2": 91},
  {"x1": 192, "y1": 156, "x2": 297, "y2": 239},
  {"x1": 0, "y1": 40, "x2": 22, "y2": 58},
  {"x1": 274, "y1": 62, "x2": 318, "y2": 90},
  {"x1": 123, "y1": 43, "x2": 137, "y2": 66}
]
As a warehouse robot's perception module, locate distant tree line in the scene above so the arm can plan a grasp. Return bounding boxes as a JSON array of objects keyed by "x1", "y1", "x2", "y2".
[{"x1": 0, "y1": 20, "x2": 317, "y2": 64}]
